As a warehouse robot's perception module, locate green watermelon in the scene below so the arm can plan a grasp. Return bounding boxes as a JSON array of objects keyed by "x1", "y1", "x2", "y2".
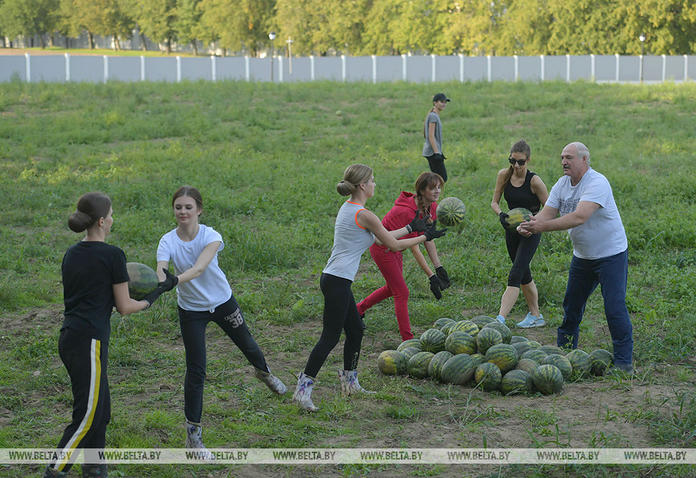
[
  {"x1": 470, "y1": 315, "x2": 495, "y2": 328},
  {"x1": 474, "y1": 363, "x2": 502, "y2": 392},
  {"x1": 377, "y1": 350, "x2": 408, "y2": 375},
  {"x1": 542, "y1": 354, "x2": 573, "y2": 381},
  {"x1": 532, "y1": 364, "x2": 564, "y2": 395},
  {"x1": 408, "y1": 351, "x2": 435, "y2": 379},
  {"x1": 482, "y1": 322, "x2": 512, "y2": 344},
  {"x1": 449, "y1": 320, "x2": 479, "y2": 337},
  {"x1": 436, "y1": 197, "x2": 466, "y2": 227},
  {"x1": 589, "y1": 349, "x2": 614, "y2": 376},
  {"x1": 470, "y1": 353, "x2": 485, "y2": 367},
  {"x1": 501, "y1": 369, "x2": 533, "y2": 395},
  {"x1": 440, "y1": 322, "x2": 455, "y2": 335},
  {"x1": 516, "y1": 358, "x2": 539, "y2": 374},
  {"x1": 428, "y1": 350, "x2": 454, "y2": 381},
  {"x1": 512, "y1": 341, "x2": 534, "y2": 357},
  {"x1": 440, "y1": 354, "x2": 476, "y2": 385},
  {"x1": 476, "y1": 327, "x2": 503, "y2": 354},
  {"x1": 399, "y1": 347, "x2": 421, "y2": 362},
  {"x1": 433, "y1": 317, "x2": 456, "y2": 330},
  {"x1": 521, "y1": 349, "x2": 547, "y2": 363},
  {"x1": 127, "y1": 262, "x2": 158, "y2": 300},
  {"x1": 485, "y1": 343, "x2": 519, "y2": 373},
  {"x1": 503, "y1": 207, "x2": 532, "y2": 229},
  {"x1": 526, "y1": 340, "x2": 542, "y2": 349},
  {"x1": 397, "y1": 339, "x2": 422, "y2": 353},
  {"x1": 420, "y1": 328, "x2": 447, "y2": 353},
  {"x1": 566, "y1": 349, "x2": 592, "y2": 380},
  {"x1": 510, "y1": 336, "x2": 529, "y2": 344},
  {"x1": 445, "y1": 331, "x2": 477, "y2": 355},
  {"x1": 540, "y1": 345, "x2": 564, "y2": 355}
]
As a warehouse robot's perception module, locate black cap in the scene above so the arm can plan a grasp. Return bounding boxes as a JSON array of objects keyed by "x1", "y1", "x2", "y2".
[{"x1": 433, "y1": 93, "x2": 450, "y2": 103}]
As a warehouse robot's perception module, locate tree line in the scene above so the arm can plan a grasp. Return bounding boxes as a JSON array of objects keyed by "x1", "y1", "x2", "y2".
[{"x1": 1, "y1": 0, "x2": 694, "y2": 56}]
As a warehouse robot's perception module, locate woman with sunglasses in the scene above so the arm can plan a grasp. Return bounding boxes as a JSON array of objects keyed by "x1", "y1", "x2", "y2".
[{"x1": 491, "y1": 140, "x2": 549, "y2": 328}]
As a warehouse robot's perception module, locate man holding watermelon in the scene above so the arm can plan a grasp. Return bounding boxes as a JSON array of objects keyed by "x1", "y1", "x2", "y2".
[{"x1": 517, "y1": 142, "x2": 633, "y2": 373}]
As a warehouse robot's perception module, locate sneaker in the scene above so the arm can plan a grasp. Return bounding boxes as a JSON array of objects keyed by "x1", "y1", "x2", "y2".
[
  {"x1": 254, "y1": 368, "x2": 288, "y2": 395},
  {"x1": 185, "y1": 421, "x2": 215, "y2": 461},
  {"x1": 293, "y1": 372, "x2": 318, "y2": 411},
  {"x1": 496, "y1": 314, "x2": 506, "y2": 324},
  {"x1": 338, "y1": 370, "x2": 376, "y2": 396},
  {"x1": 43, "y1": 466, "x2": 67, "y2": 478},
  {"x1": 516, "y1": 313, "x2": 545, "y2": 328}
]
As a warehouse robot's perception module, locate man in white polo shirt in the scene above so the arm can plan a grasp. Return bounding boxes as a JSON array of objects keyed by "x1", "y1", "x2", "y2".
[{"x1": 518, "y1": 142, "x2": 633, "y2": 373}]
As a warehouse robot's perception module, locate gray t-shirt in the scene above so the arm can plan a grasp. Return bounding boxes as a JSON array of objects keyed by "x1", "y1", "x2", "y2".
[
  {"x1": 422, "y1": 111, "x2": 442, "y2": 157},
  {"x1": 323, "y1": 201, "x2": 375, "y2": 281}
]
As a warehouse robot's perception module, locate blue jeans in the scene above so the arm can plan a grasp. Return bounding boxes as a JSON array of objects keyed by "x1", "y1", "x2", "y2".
[{"x1": 557, "y1": 250, "x2": 633, "y2": 366}]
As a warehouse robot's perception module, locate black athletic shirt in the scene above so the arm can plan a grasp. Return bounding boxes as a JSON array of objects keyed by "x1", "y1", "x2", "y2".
[
  {"x1": 503, "y1": 170, "x2": 541, "y2": 214},
  {"x1": 61, "y1": 241, "x2": 129, "y2": 341}
]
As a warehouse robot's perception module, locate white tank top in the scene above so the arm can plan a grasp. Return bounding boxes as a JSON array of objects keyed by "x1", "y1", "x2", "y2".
[{"x1": 322, "y1": 201, "x2": 375, "y2": 281}]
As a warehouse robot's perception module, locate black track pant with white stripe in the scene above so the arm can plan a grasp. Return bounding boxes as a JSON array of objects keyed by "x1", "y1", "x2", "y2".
[{"x1": 48, "y1": 328, "x2": 110, "y2": 474}]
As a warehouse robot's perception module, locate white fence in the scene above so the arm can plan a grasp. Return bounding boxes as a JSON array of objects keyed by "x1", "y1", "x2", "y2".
[{"x1": 1, "y1": 53, "x2": 695, "y2": 83}]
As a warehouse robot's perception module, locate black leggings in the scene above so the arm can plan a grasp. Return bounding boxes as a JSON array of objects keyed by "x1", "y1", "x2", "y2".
[
  {"x1": 304, "y1": 273, "x2": 365, "y2": 378},
  {"x1": 179, "y1": 295, "x2": 268, "y2": 423},
  {"x1": 425, "y1": 154, "x2": 448, "y2": 182},
  {"x1": 505, "y1": 229, "x2": 541, "y2": 287}
]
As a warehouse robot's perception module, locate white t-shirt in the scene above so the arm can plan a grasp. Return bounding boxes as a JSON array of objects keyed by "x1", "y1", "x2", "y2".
[
  {"x1": 157, "y1": 224, "x2": 232, "y2": 312},
  {"x1": 546, "y1": 168, "x2": 627, "y2": 260}
]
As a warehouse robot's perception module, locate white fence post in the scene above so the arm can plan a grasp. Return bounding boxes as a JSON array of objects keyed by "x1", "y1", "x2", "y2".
[
  {"x1": 615, "y1": 53, "x2": 620, "y2": 82},
  {"x1": 278, "y1": 56, "x2": 283, "y2": 82},
  {"x1": 103, "y1": 55, "x2": 109, "y2": 83},
  {"x1": 566, "y1": 54, "x2": 570, "y2": 82},
  {"x1": 431, "y1": 54, "x2": 436, "y2": 82},
  {"x1": 342, "y1": 55, "x2": 347, "y2": 82},
  {"x1": 244, "y1": 56, "x2": 250, "y2": 81},
  {"x1": 310, "y1": 55, "x2": 315, "y2": 81},
  {"x1": 25, "y1": 53, "x2": 31, "y2": 82},
  {"x1": 402, "y1": 54, "x2": 407, "y2": 81},
  {"x1": 514, "y1": 55, "x2": 518, "y2": 81},
  {"x1": 540, "y1": 55, "x2": 544, "y2": 81},
  {"x1": 591, "y1": 54, "x2": 595, "y2": 82},
  {"x1": 459, "y1": 53, "x2": 464, "y2": 82},
  {"x1": 140, "y1": 56, "x2": 145, "y2": 81},
  {"x1": 487, "y1": 55, "x2": 491, "y2": 82},
  {"x1": 685, "y1": 54, "x2": 689, "y2": 82},
  {"x1": 372, "y1": 55, "x2": 377, "y2": 83},
  {"x1": 65, "y1": 53, "x2": 70, "y2": 82},
  {"x1": 211, "y1": 55, "x2": 216, "y2": 81},
  {"x1": 662, "y1": 54, "x2": 666, "y2": 82},
  {"x1": 176, "y1": 56, "x2": 181, "y2": 82}
]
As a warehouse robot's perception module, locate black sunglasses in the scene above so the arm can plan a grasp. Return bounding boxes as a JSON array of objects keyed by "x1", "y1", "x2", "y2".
[{"x1": 509, "y1": 157, "x2": 527, "y2": 166}]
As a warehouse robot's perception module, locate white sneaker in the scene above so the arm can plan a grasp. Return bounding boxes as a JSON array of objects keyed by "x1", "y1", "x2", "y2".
[
  {"x1": 338, "y1": 370, "x2": 376, "y2": 396},
  {"x1": 185, "y1": 421, "x2": 215, "y2": 461},
  {"x1": 516, "y1": 313, "x2": 545, "y2": 328},
  {"x1": 293, "y1": 372, "x2": 318, "y2": 411},
  {"x1": 255, "y1": 368, "x2": 288, "y2": 395}
]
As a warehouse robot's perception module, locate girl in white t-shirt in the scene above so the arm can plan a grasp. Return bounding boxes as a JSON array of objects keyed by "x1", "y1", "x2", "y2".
[{"x1": 156, "y1": 186, "x2": 286, "y2": 458}]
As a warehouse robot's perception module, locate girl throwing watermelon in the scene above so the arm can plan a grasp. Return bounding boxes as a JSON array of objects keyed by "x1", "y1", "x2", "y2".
[
  {"x1": 356, "y1": 171, "x2": 450, "y2": 341},
  {"x1": 45, "y1": 192, "x2": 173, "y2": 478},
  {"x1": 293, "y1": 165, "x2": 446, "y2": 411},
  {"x1": 155, "y1": 186, "x2": 287, "y2": 457},
  {"x1": 491, "y1": 140, "x2": 548, "y2": 327}
]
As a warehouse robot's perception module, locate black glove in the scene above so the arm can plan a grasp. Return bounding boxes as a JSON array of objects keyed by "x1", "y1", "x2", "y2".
[
  {"x1": 499, "y1": 212, "x2": 509, "y2": 229},
  {"x1": 435, "y1": 266, "x2": 450, "y2": 289},
  {"x1": 142, "y1": 286, "x2": 165, "y2": 308},
  {"x1": 424, "y1": 221, "x2": 447, "y2": 241},
  {"x1": 158, "y1": 269, "x2": 178, "y2": 292},
  {"x1": 429, "y1": 274, "x2": 442, "y2": 300},
  {"x1": 408, "y1": 213, "x2": 428, "y2": 233}
]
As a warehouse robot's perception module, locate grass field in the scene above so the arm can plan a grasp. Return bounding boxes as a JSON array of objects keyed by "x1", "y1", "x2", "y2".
[{"x1": 0, "y1": 79, "x2": 695, "y2": 477}]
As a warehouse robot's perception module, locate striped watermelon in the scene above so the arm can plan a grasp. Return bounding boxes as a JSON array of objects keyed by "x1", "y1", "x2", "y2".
[
  {"x1": 501, "y1": 369, "x2": 533, "y2": 395},
  {"x1": 449, "y1": 320, "x2": 479, "y2": 337},
  {"x1": 397, "y1": 339, "x2": 422, "y2": 353},
  {"x1": 474, "y1": 363, "x2": 502, "y2": 392},
  {"x1": 542, "y1": 354, "x2": 572, "y2": 381},
  {"x1": 482, "y1": 322, "x2": 512, "y2": 344},
  {"x1": 445, "y1": 331, "x2": 477, "y2": 355},
  {"x1": 503, "y1": 207, "x2": 533, "y2": 229},
  {"x1": 540, "y1": 345, "x2": 564, "y2": 355},
  {"x1": 512, "y1": 341, "x2": 533, "y2": 357},
  {"x1": 566, "y1": 349, "x2": 592, "y2": 380},
  {"x1": 485, "y1": 343, "x2": 519, "y2": 373},
  {"x1": 532, "y1": 364, "x2": 564, "y2": 395},
  {"x1": 440, "y1": 354, "x2": 476, "y2": 385},
  {"x1": 470, "y1": 315, "x2": 495, "y2": 328},
  {"x1": 526, "y1": 340, "x2": 542, "y2": 349},
  {"x1": 126, "y1": 262, "x2": 158, "y2": 300},
  {"x1": 589, "y1": 349, "x2": 613, "y2": 376},
  {"x1": 516, "y1": 358, "x2": 539, "y2": 375},
  {"x1": 521, "y1": 349, "x2": 547, "y2": 363},
  {"x1": 428, "y1": 350, "x2": 454, "y2": 381},
  {"x1": 400, "y1": 347, "x2": 421, "y2": 362},
  {"x1": 408, "y1": 351, "x2": 435, "y2": 379},
  {"x1": 436, "y1": 197, "x2": 466, "y2": 227},
  {"x1": 377, "y1": 350, "x2": 408, "y2": 375},
  {"x1": 420, "y1": 328, "x2": 447, "y2": 353},
  {"x1": 433, "y1": 317, "x2": 456, "y2": 329},
  {"x1": 470, "y1": 353, "x2": 485, "y2": 367},
  {"x1": 510, "y1": 336, "x2": 529, "y2": 344},
  {"x1": 476, "y1": 327, "x2": 503, "y2": 354},
  {"x1": 440, "y1": 322, "x2": 456, "y2": 335}
]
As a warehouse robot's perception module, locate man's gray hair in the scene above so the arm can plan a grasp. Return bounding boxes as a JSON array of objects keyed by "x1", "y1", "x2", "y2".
[{"x1": 571, "y1": 142, "x2": 590, "y2": 164}]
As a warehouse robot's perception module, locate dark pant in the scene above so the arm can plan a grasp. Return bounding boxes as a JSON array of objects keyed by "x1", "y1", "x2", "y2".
[
  {"x1": 558, "y1": 250, "x2": 633, "y2": 366},
  {"x1": 179, "y1": 295, "x2": 268, "y2": 423},
  {"x1": 304, "y1": 273, "x2": 365, "y2": 378},
  {"x1": 505, "y1": 229, "x2": 541, "y2": 287},
  {"x1": 49, "y1": 329, "x2": 110, "y2": 474},
  {"x1": 425, "y1": 154, "x2": 447, "y2": 182}
]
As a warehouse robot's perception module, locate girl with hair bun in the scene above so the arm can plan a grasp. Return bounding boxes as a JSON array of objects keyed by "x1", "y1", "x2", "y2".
[
  {"x1": 45, "y1": 192, "x2": 175, "y2": 478},
  {"x1": 293, "y1": 165, "x2": 446, "y2": 411}
]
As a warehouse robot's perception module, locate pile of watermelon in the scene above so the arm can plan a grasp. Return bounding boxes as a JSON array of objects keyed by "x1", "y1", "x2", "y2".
[{"x1": 377, "y1": 314, "x2": 615, "y2": 396}]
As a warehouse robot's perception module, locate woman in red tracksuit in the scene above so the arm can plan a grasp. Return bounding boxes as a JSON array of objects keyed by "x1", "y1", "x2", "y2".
[{"x1": 356, "y1": 172, "x2": 450, "y2": 341}]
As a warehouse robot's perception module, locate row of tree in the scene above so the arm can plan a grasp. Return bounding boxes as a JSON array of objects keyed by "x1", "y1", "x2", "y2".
[{"x1": 1, "y1": 0, "x2": 695, "y2": 56}]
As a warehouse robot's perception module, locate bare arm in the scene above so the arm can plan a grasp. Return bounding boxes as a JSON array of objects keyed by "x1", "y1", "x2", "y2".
[
  {"x1": 410, "y1": 245, "x2": 434, "y2": 277},
  {"x1": 428, "y1": 121, "x2": 439, "y2": 154},
  {"x1": 113, "y1": 282, "x2": 150, "y2": 315},
  {"x1": 358, "y1": 209, "x2": 426, "y2": 252},
  {"x1": 491, "y1": 169, "x2": 508, "y2": 215},
  {"x1": 518, "y1": 201, "x2": 599, "y2": 235},
  {"x1": 530, "y1": 175, "x2": 549, "y2": 206},
  {"x1": 156, "y1": 242, "x2": 220, "y2": 285}
]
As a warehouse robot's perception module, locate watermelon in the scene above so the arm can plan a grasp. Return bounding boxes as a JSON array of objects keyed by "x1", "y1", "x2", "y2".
[
  {"x1": 485, "y1": 343, "x2": 519, "y2": 373},
  {"x1": 440, "y1": 354, "x2": 476, "y2": 385},
  {"x1": 516, "y1": 358, "x2": 539, "y2": 375},
  {"x1": 482, "y1": 322, "x2": 512, "y2": 344},
  {"x1": 420, "y1": 328, "x2": 447, "y2": 353},
  {"x1": 399, "y1": 347, "x2": 421, "y2": 362},
  {"x1": 526, "y1": 340, "x2": 542, "y2": 349},
  {"x1": 428, "y1": 350, "x2": 453, "y2": 381},
  {"x1": 433, "y1": 317, "x2": 456, "y2": 330},
  {"x1": 501, "y1": 369, "x2": 533, "y2": 395},
  {"x1": 503, "y1": 207, "x2": 532, "y2": 230},
  {"x1": 521, "y1": 349, "x2": 547, "y2": 363},
  {"x1": 542, "y1": 354, "x2": 572, "y2": 381},
  {"x1": 445, "y1": 331, "x2": 477, "y2": 355},
  {"x1": 470, "y1": 315, "x2": 495, "y2": 328},
  {"x1": 408, "y1": 351, "x2": 435, "y2": 379},
  {"x1": 127, "y1": 262, "x2": 158, "y2": 300},
  {"x1": 541, "y1": 345, "x2": 564, "y2": 355},
  {"x1": 510, "y1": 336, "x2": 529, "y2": 344},
  {"x1": 566, "y1": 349, "x2": 592, "y2": 380},
  {"x1": 440, "y1": 322, "x2": 455, "y2": 335},
  {"x1": 474, "y1": 363, "x2": 502, "y2": 392},
  {"x1": 476, "y1": 327, "x2": 503, "y2": 354},
  {"x1": 397, "y1": 339, "x2": 422, "y2": 353},
  {"x1": 377, "y1": 350, "x2": 408, "y2": 375},
  {"x1": 589, "y1": 349, "x2": 613, "y2": 376},
  {"x1": 449, "y1": 320, "x2": 479, "y2": 337},
  {"x1": 512, "y1": 341, "x2": 534, "y2": 357},
  {"x1": 470, "y1": 353, "x2": 485, "y2": 367},
  {"x1": 531, "y1": 364, "x2": 564, "y2": 395},
  {"x1": 436, "y1": 197, "x2": 466, "y2": 227}
]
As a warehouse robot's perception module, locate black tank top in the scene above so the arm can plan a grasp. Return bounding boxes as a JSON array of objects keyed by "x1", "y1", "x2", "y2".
[{"x1": 503, "y1": 170, "x2": 541, "y2": 213}]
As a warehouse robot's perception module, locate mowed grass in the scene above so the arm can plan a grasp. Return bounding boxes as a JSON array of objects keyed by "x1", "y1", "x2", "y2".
[{"x1": 0, "y1": 80, "x2": 695, "y2": 477}]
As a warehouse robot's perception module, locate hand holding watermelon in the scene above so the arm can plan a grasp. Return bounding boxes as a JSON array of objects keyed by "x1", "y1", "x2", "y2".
[
  {"x1": 498, "y1": 212, "x2": 509, "y2": 230},
  {"x1": 158, "y1": 269, "x2": 178, "y2": 291}
]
